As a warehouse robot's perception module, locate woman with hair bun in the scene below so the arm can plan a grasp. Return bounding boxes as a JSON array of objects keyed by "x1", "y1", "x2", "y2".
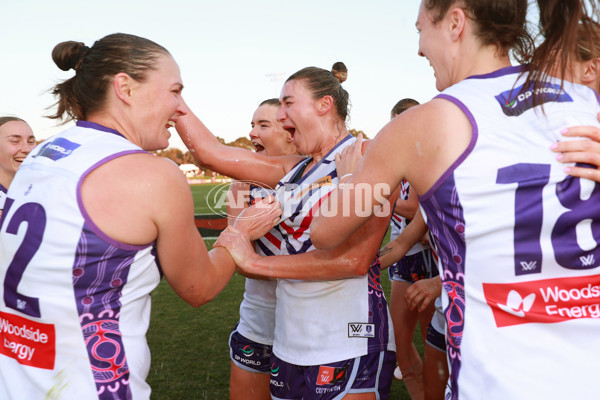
[
  {"x1": 0, "y1": 33, "x2": 280, "y2": 400},
  {"x1": 0, "y1": 116, "x2": 35, "y2": 217},
  {"x1": 176, "y1": 63, "x2": 396, "y2": 399}
]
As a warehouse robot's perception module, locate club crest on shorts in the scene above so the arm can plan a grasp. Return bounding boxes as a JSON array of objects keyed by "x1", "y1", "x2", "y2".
[{"x1": 347, "y1": 323, "x2": 375, "y2": 338}]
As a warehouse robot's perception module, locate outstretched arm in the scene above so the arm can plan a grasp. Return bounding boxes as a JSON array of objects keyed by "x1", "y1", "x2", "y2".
[
  {"x1": 215, "y1": 191, "x2": 395, "y2": 280},
  {"x1": 153, "y1": 159, "x2": 281, "y2": 306},
  {"x1": 310, "y1": 99, "x2": 472, "y2": 249},
  {"x1": 175, "y1": 99, "x2": 304, "y2": 187}
]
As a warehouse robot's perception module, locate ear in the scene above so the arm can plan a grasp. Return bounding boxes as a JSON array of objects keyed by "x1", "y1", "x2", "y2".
[
  {"x1": 316, "y1": 95, "x2": 334, "y2": 116},
  {"x1": 448, "y1": 7, "x2": 467, "y2": 41},
  {"x1": 581, "y1": 58, "x2": 600, "y2": 87},
  {"x1": 112, "y1": 72, "x2": 135, "y2": 105}
]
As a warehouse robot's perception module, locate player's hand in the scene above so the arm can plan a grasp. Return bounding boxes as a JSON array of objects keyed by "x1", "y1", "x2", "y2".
[
  {"x1": 231, "y1": 195, "x2": 282, "y2": 241},
  {"x1": 551, "y1": 112, "x2": 600, "y2": 182},
  {"x1": 214, "y1": 226, "x2": 259, "y2": 269},
  {"x1": 335, "y1": 132, "x2": 364, "y2": 182},
  {"x1": 405, "y1": 276, "x2": 442, "y2": 312}
]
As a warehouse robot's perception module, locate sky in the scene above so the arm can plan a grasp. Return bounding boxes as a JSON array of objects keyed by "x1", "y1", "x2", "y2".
[{"x1": 1, "y1": 0, "x2": 440, "y2": 150}]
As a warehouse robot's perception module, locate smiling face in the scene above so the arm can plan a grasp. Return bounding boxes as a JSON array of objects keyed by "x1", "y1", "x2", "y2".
[
  {"x1": 416, "y1": 1, "x2": 454, "y2": 91},
  {"x1": 277, "y1": 79, "x2": 321, "y2": 155},
  {"x1": 129, "y1": 54, "x2": 186, "y2": 151},
  {"x1": 249, "y1": 104, "x2": 294, "y2": 156},
  {"x1": 0, "y1": 120, "x2": 35, "y2": 187}
]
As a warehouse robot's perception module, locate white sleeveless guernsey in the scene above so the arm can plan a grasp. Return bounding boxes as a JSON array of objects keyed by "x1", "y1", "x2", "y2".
[
  {"x1": 236, "y1": 185, "x2": 279, "y2": 345},
  {"x1": 0, "y1": 121, "x2": 160, "y2": 400},
  {"x1": 389, "y1": 180, "x2": 427, "y2": 256},
  {"x1": 272, "y1": 135, "x2": 395, "y2": 366},
  {"x1": 420, "y1": 66, "x2": 600, "y2": 400}
]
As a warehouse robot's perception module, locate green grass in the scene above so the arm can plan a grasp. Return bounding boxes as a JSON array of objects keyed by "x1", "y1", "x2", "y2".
[
  {"x1": 190, "y1": 183, "x2": 229, "y2": 215},
  {"x1": 146, "y1": 184, "x2": 419, "y2": 399}
]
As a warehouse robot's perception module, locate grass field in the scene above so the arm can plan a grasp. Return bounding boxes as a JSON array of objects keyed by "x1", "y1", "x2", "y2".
[{"x1": 146, "y1": 183, "x2": 420, "y2": 399}]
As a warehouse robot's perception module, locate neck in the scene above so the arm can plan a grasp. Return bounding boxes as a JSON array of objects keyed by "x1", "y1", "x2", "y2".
[
  {"x1": 457, "y1": 44, "x2": 512, "y2": 83},
  {"x1": 88, "y1": 110, "x2": 138, "y2": 146},
  {"x1": 310, "y1": 123, "x2": 349, "y2": 163}
]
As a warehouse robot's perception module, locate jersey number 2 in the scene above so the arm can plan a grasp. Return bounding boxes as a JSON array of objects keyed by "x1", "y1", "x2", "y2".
[{"x1": 0, "y1": 199, "x2": 46, "y2": 317}]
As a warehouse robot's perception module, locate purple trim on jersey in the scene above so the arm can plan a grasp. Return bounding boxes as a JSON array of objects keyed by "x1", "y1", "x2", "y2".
[
  {"x1": 77, "y1": 150, "x2": 154, "y2": 251},
  {"x1": 420, "y1": 94, "x2": 478, "y2": 202},
  {"x1": 366, "y1": 256, "x2": 391, "y2": 353},
  {"x1": 77, "y1": 120, "x2": 126, "y2": 138},
  {"x1": 465, "y1": 65, "x2": 524, "y2": 80},
  {"x1": 72, "y1": 223, "x2": 139, "y2": 399},
  {"x1": 0, "y1": 184, "x2": 7, "y2": 194},
  {"x1": 420, "y1": 175, "x2": 466, "y2": 400}
]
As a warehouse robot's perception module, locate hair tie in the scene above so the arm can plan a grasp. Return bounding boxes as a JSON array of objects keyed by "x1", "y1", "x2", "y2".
[{"x1": 74, "y1": 45, "x2": 90, "y2": 72}]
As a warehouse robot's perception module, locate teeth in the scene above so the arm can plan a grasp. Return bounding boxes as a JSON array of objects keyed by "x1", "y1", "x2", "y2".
[{"x1": 167, "y1": 121, "x2": 176, "y2": 128}]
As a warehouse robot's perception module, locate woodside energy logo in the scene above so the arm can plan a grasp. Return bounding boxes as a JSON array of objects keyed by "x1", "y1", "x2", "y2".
[{"x1": 483, "y1": 274, "x2": 600, "y2": 328}]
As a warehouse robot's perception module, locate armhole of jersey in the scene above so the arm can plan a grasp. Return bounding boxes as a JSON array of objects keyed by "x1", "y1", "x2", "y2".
[
  {"x1": 419, "y1": 94, "x2": 479, "y2": 202},
  {"x1": 77, "y1": 149, "x2": 155, "y2": 251}
]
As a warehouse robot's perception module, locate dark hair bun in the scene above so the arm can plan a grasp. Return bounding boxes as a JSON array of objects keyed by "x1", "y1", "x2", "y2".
[
  {"x1": 52, "y1": 41, "x2": 89, "y2": 71},
  {"x1": 331, "y1": 61, "x2": 348, "y2": 83}
]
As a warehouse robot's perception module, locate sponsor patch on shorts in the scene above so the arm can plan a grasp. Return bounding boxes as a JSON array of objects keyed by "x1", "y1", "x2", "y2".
[
  {"x1": 316, "y1": 365, "x2": 348, "y2": 386},
  {"x1": 347, "y1": 323, "x2": 375, "y2": 338}
]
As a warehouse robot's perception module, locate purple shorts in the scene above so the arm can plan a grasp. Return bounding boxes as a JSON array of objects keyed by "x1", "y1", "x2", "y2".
[
  {"x1": 270, "y1": 350, "x2": 395, "y2": 400},
  {"x1": 229, "y1": 329, "x2": 273, "y2": 374},
  {"x1": 388, "y1": 248, "x2": 438, "y2": 283}
]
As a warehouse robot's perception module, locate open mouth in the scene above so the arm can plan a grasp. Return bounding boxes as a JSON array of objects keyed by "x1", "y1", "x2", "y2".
[
  {"x1": 166, "y1": 120, "x2": 176, "y2": 129},
  {"x1": 284, "y1": 126, "x2": 296, "y2": 137},
  {"x1": 252, "y1": 142, "x2": 265, "y2": 152}
]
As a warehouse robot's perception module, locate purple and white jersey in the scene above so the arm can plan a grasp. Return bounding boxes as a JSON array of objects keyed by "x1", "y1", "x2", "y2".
[
  {"x1": 420, "y1": 66, "x2": 600, "y2": 400},
  {"x1": 272, "y1": 135, "x2": 395, "y2": 366},
  {"x1": 0, "y1": 183, "x2": 7, "y2": 211},
  {"x1": 0, "y1": 121, "x2": 160, "y2": 400},
  {"x1": 389, "y1": 180, "x2": 427, "y2": 256},
  {"x1": 236, "y1": 185, "x2": 280, "y2": 345}
]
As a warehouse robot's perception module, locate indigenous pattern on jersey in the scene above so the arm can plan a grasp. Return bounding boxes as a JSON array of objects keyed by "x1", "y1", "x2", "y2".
[
  {"x1": 236, "y1": 185, "x2": 281, "y2": 345},
  {"x1": 0, "y1": 183, "x2": 7, "y2": 211},
  {"x1": 419, "y1": 65, "x2": 600, "y2": 400},
  {"x1": 0, "y1": 121, "x2": 160, "y2": 400},
  {"x1": 271, "y1": 135, "x2": 395, "y2": 366}
]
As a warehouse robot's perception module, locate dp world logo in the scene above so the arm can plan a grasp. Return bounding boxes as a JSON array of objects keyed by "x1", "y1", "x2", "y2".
[
  {"x1": 240, "y1": 345, "x2": 254, "y2": 357},
  {"x1": 270, "y1": 362, "x2": 280, "y2": 377},
  {"x1": 495, "y1": 82, "x2": 573, "y2": 117},
  {"x1": 206, "y1": 180, "x2": 277, "y2": 219}
]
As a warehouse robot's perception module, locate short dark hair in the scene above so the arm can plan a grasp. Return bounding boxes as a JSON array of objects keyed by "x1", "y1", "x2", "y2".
[
  {"x1": 391, "y1": 98, "x2": 420, "y2": 118},
  {"x1": 259, "y1": 98, "x2": 281, "y2": 107},
  {"x1": 0, "y1": 116, "x2": 26, "y2": 128}
]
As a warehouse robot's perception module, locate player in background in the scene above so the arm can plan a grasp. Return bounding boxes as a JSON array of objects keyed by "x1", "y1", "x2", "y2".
[
  {"x1": 0, "y1": 116, "x2": 35, "y2": 217},
  {"x1": 227, "y1": 98, "x2": 297, "y2": 400},
  {"x1": 380, "y1": 98, "x2": 436, "y2": 400}
]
